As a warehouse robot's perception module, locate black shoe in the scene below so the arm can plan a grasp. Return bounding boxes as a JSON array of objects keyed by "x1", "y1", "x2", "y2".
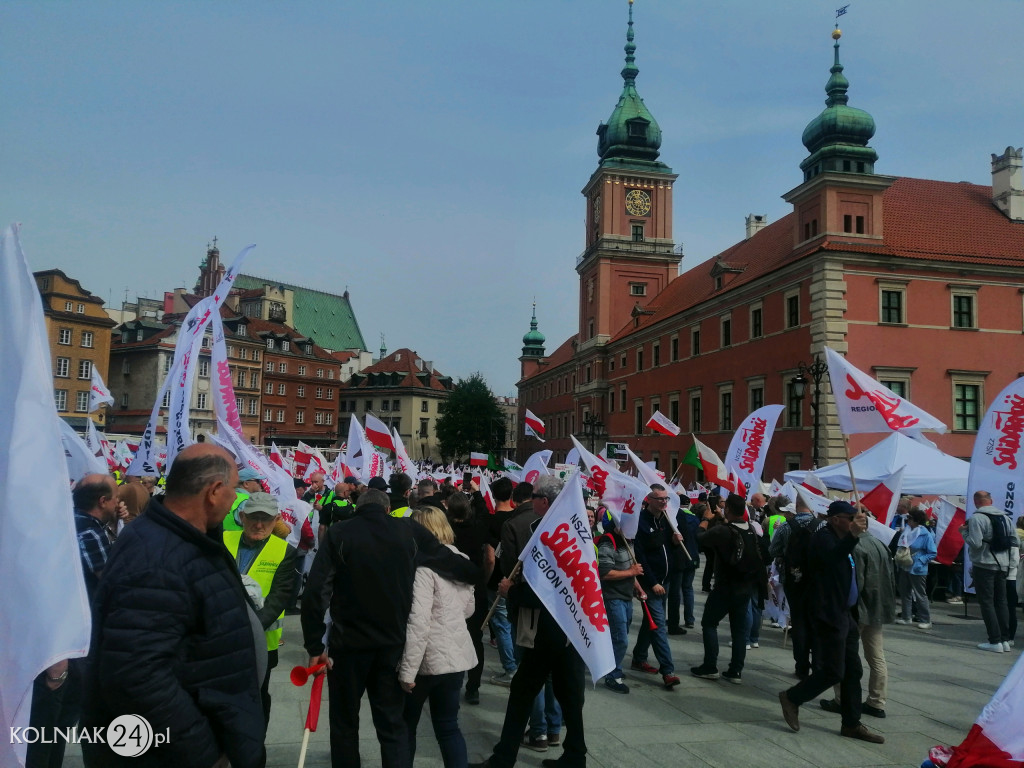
[
  {"x1": 862, "y1": 703, "x2": 886, "y2": 718},
  {"x1": 795, "y1": 668, "x2": 810, "y2": 680},
  {"x1": 465, "y1": 688, "x2": 480, "y2": 705},
  {"x1": 819, "y1": 698, "x2": 841, "y2": 714},
  {"x1": 690, "y1": 665, "x2": 719, "y2": 680},
  {"x1": 721, "y1": 670, "x2": 742, "y2": 685},
  {"x1": 469, "y1": 761, "x2": 491, "y2": 768},
  {"x1": 522, "y1": 734, "x2": 548, "y2": 752},
  {"x1": 668, "y1": 626, "x2": 687, "y2": 635}
]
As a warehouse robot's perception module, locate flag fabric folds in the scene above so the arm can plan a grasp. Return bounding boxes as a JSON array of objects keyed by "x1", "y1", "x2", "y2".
[
  {"x1": 88, "y1": 366, "x2": 114, "y2": 412},
  {"x1": 469, "y1": 451, "x2": 489, "y2": 467},
  {"x1": 856, "y1": 466, "x2": 905, "y2": 526},
  {"x1": 364, "y1": 412, "x2": 396, "y2": 453},
  {"x1": 724, "y1": 404, "x2": 784, "y2": 500},
  {"x1": 646, "y1": 410, "x2": 680, "y2": 436},
  {"x1": 691, "y1": 435, "x2": 740, "y2": 495},
  {"x1": 0, "y1": 224, "x2": 92, "y2": 768},
  {"x1": 524, "y1": 409, "x2": 546, "y2": 442},
  {"x1": 933, "y1": 497, "x2": 968, "y2": 567}
]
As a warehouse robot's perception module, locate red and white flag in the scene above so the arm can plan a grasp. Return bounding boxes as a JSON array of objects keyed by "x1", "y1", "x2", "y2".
[
  {"x1": 469, "y1": 451, "x2": 489, "y2": 467},
  {"x1": 601, "y1": 471, "x2": 650, "y2": 539},
  {"x1": 524, "y1": 409, "x2": 546, "y2": 442},
  {"x1": 625, "y1": 445, "x2": 681, "y2": 534},
  {"x1": 519, "y1": 472, "x2": 615, "y2": 681},
  {"x1": 824, "y1": 346, "x2": 946, "y2": 436},
  {"x1": 725, "y1": 404, "x2": 784, "y2": 500},
  {"x1": 392, "y1": 427, "x2": 415, "y2": 476},
  {"x1": 269, "y1": 442, "x2": 285, "y2": 468},
  {"x1": 939, "y1": 650, "x2": 1024, "y2": 767},
  {"x1": 800, "y1": 470, "x2": 829, "y2": 496},
  {"x1": 569, "y1": 436, "x2": 611, "y2": 495},
  {"x1": 691, "y1": 435, "x2": 741, "y2": 496},
  {"x1": 933, "y1": 496, "x2": 968, "y2": 566},
  {"x1": 210, "y1": 314, "x2": 244, "y2": 438},
  {"x1": 364, "y1": 413, "x2": 395, "y2": 453},
  {"x1": 479, "y1": 473, "x2": 496, "y2": 514},
  {"x1": 646, "y1": 410, "x2": 680, "y2": 437},
  {"x1": 856, "y1": 466, "x2": 905, "y2": 525},
  {"x1": 88, "y1": 366, "x2": 114, "y2": 412},
  {"x1": 520, "y1": 449, "x2": 553, "y2": 485},
  {"x1": 303, "y1": 449, "x2": 328, "y2": 482},
  {"x1": 293, "y1": 441, "x2": 315, "y2": 477}
]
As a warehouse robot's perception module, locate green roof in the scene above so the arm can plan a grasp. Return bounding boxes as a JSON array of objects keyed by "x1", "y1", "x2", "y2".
[{"x1": 234, "y1": 274, "x2": 367, "y2": 352}]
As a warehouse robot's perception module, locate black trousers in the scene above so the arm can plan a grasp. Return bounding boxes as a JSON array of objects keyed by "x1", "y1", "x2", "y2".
[
  {"x1": 701, "y1": 586, "x2": 754, "y2": 675},
  {"x1": 26, "y1": 662, "x2": 82, "y2": 768},
  {"x1": 787, "y1": 587, "x2": 813, "y2": 676},
  {"x1": 466, "y1": 602, "x2": 487, "y2": 693},
  {"x1": 488, "y1": 627, "x2": 586, "y2": 768},
  {"x1": 261, "y1": 648, "x2": 278, "y2": 727},
  {"x1": 702, "y1": 549, "x2": 716, "y2": 591},
  {"x1": 786, "y1": 615, "x2": 863, "y2": 729},
  {"x1": 327, "y1": 645, "x2": 409, "y2": 768}
]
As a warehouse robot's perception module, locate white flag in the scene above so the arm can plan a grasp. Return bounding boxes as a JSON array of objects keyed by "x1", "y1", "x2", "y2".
[
  {"x1": 392, "y1": 427, "x2": 416, "y2": 476},
  {"x1": 625, "y1": 445, "x2": 680, "y2": 534},
  {"x1": 88, "y1": 366, "x2": 114, "y2": 412},
  {"x1": 521, "y1": 449, "x2": 554, "y2": 484},
  {"x1": 725, "y1": 405, "x2": 784, "y2": 501},
  {"x1": 0, "y1": 225, "x2": 91, "y2": 768},
  {"x1": 824, "y1": 347, "x2": 946, "y2": 436},
  {"x1": 210, "y1": 313, "x2": 244, "y2": 438},
  {"x1": 519, "y1": 473, "x2": 615, "y2": 681},
  {"x1": 58, "y1": 416, "x2": 107, "y2": 482}
]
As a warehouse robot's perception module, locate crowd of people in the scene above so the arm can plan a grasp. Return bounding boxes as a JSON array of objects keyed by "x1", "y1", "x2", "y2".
[{"x1": 30, "y1": 449, "x2": 1024, "y2": 768}]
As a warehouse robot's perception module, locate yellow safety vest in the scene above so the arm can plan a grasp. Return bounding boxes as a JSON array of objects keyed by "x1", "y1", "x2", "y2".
[
  {"x1": 767, "y1": 514, "x2": 786, "y2": 541},
  {"x1": 390, "y1": 506, "x2": 410, "y2": 518},
  {"x1": 223, "y1": 491, "x2": 249, "y2": 532},
  {"x1": 223, "y1": 531, "x2": 287, "y2": 651}
]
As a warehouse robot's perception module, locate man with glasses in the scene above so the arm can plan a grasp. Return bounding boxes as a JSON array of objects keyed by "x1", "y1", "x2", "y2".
[
  {"x1": 631, "y1": 485, "x2": 681, "y2": 689},
  {"x1": 778, "y1": 500, "x2": 885, "y2": 744}
]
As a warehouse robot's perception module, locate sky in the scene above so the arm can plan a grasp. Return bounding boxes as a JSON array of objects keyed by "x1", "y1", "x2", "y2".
[{"x1": 3, "y1": 1, "x2": 1022, "y2": 396}]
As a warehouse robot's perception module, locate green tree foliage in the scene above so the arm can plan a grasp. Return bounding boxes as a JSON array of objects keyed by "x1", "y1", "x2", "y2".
[{"x1": 436, "y1": 373, "x2": 506, "y2": 461}]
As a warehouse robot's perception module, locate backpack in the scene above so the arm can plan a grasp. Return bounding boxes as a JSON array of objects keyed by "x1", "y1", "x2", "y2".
[
  {"x1": 727, "y1": 524, "x2": 762, "y2": 575},
  {"x1": 783, "y1": 520, "x2": 814, "y2": 587},
  {"x1": 981, "y1": 512, "x2": 1016, "y2": 554}
]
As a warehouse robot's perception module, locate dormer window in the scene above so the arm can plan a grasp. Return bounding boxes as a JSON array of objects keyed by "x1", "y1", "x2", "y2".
[
  {"x1": 304, "y1": 343, "x2": 313, "y2": 354},
  {"x1": 282, "y1": 340, "x2": 290, "y2": 352},
  {"x1": 266, "y1": 338, "x2": 275, "y2": 350},
  {"x1": 237, "y1": 323, "x2": 247, "y2": 337},
  {"x1": 626, "y1": 118, "x2": 648, "y2": 139}
]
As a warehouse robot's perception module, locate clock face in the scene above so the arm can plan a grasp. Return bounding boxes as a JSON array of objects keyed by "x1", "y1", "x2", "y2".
[{"x1": 625, "y1": 188, "x2": 652, "y2": 217}]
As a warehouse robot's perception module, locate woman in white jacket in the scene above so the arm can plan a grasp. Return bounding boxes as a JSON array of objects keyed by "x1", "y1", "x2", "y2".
[{"x1": 399, "y1": 506, "x2": 478, "y2": 768}]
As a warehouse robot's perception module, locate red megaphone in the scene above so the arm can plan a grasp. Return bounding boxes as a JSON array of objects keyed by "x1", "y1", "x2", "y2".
[
  {"x1": 290, "y1": 663, "x2": 326, "y2": 686},
  {"x1": 641, "y1": 599, "x2": 658, "y2": 631}
]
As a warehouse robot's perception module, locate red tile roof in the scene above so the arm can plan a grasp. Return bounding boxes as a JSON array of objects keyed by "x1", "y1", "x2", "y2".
[
  {"x1": 519, "y1": 335, "x2": 578, "y2": 383},
  {"x1": 343, "y1": 348, "x2": 450, "y2": 391}
]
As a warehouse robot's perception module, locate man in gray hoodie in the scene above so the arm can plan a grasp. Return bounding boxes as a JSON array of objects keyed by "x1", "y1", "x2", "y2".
[{"x1": 962, "y1": 490, "x2": 1018, "y2": 652}]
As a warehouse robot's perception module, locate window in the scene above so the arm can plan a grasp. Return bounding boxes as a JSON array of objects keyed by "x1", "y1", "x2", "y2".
[
  {"x1": 585, "y1": 365, "x2": 592, "y2": 384},
  {"x1": 786, "y1": 293, "x2": 800, "y2": 328},
  {"x1": 237, "y1": 323, "x2": 247, "y2": 337},
  {"x1": 198, "y1": 359, "x2": 210, "y2": 378},
  {"x1": 325, "y1": 413, "x2": 333, "y2": 425},
  {"x1": 636, "y1": 349, "x2": 644, "y2": 371},
  {"x1": 421, "y1": 400, "x2": 429, "y2": 412},
  {"x1": 163, "y1": 356, "x2": 172, "y2": 374},
  {"x1": 721, "y1": 317, "x2": 732, "y2": 348},
  {"x1": 64, "y1": 301, "x2": 73, "y2": 312},
  {"x1": 296, "y1": 410, "x2": 305, "y2": 424},
  {"x1": 621, "y1": 354, "x2": 627, "y2": 369},
  {"x1": 340, "y1": 400, "x2": 347, "y2": 412},
  {"x1": 365, "y1": 400, "x2": 373, "y2": 412},
  {"x1": 238, "y1": 347, "x2": 247, "y2": 360},
  {"x1": 392, "y1": 399, "x2": 400, "y2": 411},
  {"x1": 750, "y1": 385, "x2": 764, "y2": 412},
  {"x1": 856, "y1": 216, "x2": 865, "y2": 234},
  {"x1": 58, "y1": 328, "x2": 71, "y2": 345},
  {"x1": 122, "y1": 358, "x2": 131, "y2": 375},
  {"x1": 278, "y1": 363, "x2": 287, "y2": 373},
  {"x1": 265, "y1": 362, "x2": 274, "y2": 372},
  {"x1": 953, "y1": 294, "x2": 975, "y2": 329},
  {"x1": 315, "y1": 412, "x2": 324, "y2": 425},
  {"x1": 785, "y1": 454, "x2": 802, "y2": 473},
  {"x1": 316, "y1": 387, "x2": 324, "y2": 399},
  {"x1": 328, "y1": 370, "x2": 335, "y2": 380},
  {"x1": 136, "y1": 329, "x2": 144, "y2": 342},
  {"x1": 248, "y1": 399, "x2": 258, "y2": 416},
  {"x1": 631, "y1": 224, "x2": 644, "y2": 242},
  {"x1": 420, "y1": 418, "x2": 429, "y2": 438},
  {"x1": 298, "y1": 365, "x2": 307, "y2": 376},
  {"x1": 281, "y1": 340, "x2": 290, "y2": 352},
  {"x1": 305, "y1": 343, "x2": 313, "y2": 354},
  {"x1": 881, "y1": 380, "x2": 907, "y2": 398},
  {"x1": 691, "y1": 327, "x2": 701, "y2": 356},
  {"x1": 266, "y1": 338, "x2": 275, "y2": 349},
  {"x1": 77, "y1": 360, "x2": 92, "y2": 379},
  {"x1": 120, "y1": 393, "x2": 129, "y2": 408},
  {"x1": 652, "y1": 343, "x2": 660, "y2": 367},
  {"x1": 201, "y1": 336, "x2": 209, "y2": 349},
  {"x1": 316, "y1": 368, "x2": 324, "y2": 379},
  {"x1": 252, "y1": 350, "x2": 260, "y2": 362},
  {"x1": 278, "y1": 384, "x2": 286, "y2": 395},
  {"x1": 620, "y1": 386, "x2": 627, "y2": 412},
  {"x1": 690, "y1": 394, "x2": 702, "y2": 432},
  {"x1": 635, "y1": 403, "x2": 644, "y2": 434},
  {"x1": 56, "y1": 357, "x2": 70, "y2": 378},
  {"x1": 669, "y1": 398, "x2": 679, "y2": 426},
  {"x1": 609, "y1": 391, "x2": 615, "y2": 412},
  {"x1": 54, "y1": 389, "x2": 67, "y2": 411},
  {"x1": 121, "y1": 331, "x2": 130, "y2": 343},
  {"x1": 235, "y1": 396, "x2": 243, "y2": 413},
  {"x1": 954, "y1": 383, "x2": 981, "y2": 431},
  {"x1": 265, "y1": 382, "x2": 273, "y2": 394},
  {"x1": 298, "y1": 385, "x2": 306, "y2": 398},
  {"x1": 162, "y1": 390, "x2": 171, "y2": 408},
  {"x1": 75, "y1": 391, "x2": 89, "y2": 412},
  {"x1": 237, "y1": 370, "x2": 245, "y2": 388},
  {"x1": 671, "y1": 336, "x2": 679, "y2": 362},
  {"x1": 264, "y1": 408, "x2": 273, "y2": 422},
  {"x1": 276, "y1": 409, "x2": 285, "y2": 423},
  {"x1": 197, "y1": 393, "x2": 208, "y2": 410},
  {"x1": 786, "y1": 381, "x2": 802, "y2": 428},
  {"x1": 381, "y1": 400, "x2": 390, "y2": 412},
  {"x1": 751, "y1": 306, "x2": 763, "y2": 339},
  {"x1": 76, "y1": 303, "x2": 85, "y2": 314},
  {"x1": 630, "y1": 283, "x2": 647, "y2": 297},
  {"x1": 250, "y1": 372, "x2": 259, "y2": 388},
  {"x1": 720, "y1": 391, "x2": 733, "y2": 431},
  {"x1": 881, "y1": 289, "x2": 904, "y2": 324}
]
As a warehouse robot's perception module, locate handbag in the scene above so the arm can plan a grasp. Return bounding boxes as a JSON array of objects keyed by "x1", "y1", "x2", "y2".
[{"x1": 894, "y1": 546, "x2": 913, "y2": 570}]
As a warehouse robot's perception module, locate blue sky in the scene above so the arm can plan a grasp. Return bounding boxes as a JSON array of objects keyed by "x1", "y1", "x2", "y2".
[{"x1": 3, "y1": 1, "x2": 1022, "y2": 395}]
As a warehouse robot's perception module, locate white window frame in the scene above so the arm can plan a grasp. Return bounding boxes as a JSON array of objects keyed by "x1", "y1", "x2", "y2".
[
  {"x1": 75, "y1": 391, "x2": 90, "y2": 413},
  {"x1": 58, "y1": 328, "x2": 72, "y2": 345},
  {"x1": 54, "y1": 389, "x2": 68, "y2": 411}
]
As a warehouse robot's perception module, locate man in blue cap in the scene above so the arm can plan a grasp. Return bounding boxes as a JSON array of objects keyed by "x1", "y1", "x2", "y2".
[
  {"x1": 224, "y1": 466, "x2": 265, "y2": 532},
  {"x1": 778, "y1": 500, "x2": 885, "y2": 744}
]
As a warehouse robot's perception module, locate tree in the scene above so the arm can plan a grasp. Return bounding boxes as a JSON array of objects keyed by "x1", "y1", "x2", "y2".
[{"x1": 436, "y1": 373, "x2": 506, "y2": 461}]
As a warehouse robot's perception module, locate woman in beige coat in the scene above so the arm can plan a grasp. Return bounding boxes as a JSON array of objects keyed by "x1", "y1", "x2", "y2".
[{"x1": 398, "y1": 506, "x2": 478, "y2": 768}]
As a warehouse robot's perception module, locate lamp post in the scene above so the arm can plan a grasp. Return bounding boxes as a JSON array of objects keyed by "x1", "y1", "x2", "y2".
[
  {"x1": 792, "y1": 354, "x2": 829, "y2": 469},
  {"x1": 582, "y1": 413, "x2": 605, "y2": 455},
  {"x1": 266, "y1": 425, "x2": 276, "y2": 447}
]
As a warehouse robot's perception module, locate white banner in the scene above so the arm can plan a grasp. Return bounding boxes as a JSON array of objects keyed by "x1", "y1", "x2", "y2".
[
  {"x1": 88, "y1": 366, "x2": 114, "y2": 412},
  {"x1": 725, "y1": 404, "x2": 784, "y2": 501},
  {"x1": 521, "y1": 449, "x2": 554, "y2": 485},
  {"x1": 211, "y1": 313, "x2": 244, "y2": 438},
  {"x1": 519, "y1": 473, "x2": 615, "y2": 681}
]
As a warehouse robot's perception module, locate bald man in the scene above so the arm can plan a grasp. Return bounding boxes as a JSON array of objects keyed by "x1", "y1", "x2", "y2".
[{"x1": 81, "y1": 444, "x2": 266, "y2": 768}]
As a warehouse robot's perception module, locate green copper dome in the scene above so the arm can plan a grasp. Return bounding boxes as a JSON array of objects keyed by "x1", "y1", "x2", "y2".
[
  {"x1": 521, "y1": 304, "x2": 546, "y2": 358},
  {"x1": 596, "y1": 1, "x2": 669, "y2": 171},
  {"x1": 800, "y1": 30, "x2": 877, "y2": 180}
]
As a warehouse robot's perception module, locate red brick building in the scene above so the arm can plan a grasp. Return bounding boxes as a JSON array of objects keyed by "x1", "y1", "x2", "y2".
[{"x1": 518, "y1": 23, "x2": 1024, "y2": 483}]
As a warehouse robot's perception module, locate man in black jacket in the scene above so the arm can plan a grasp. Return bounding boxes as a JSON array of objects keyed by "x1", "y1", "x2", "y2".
[
  {"x1": 302, "y1": 489, "x2": 479, "y2": 768},
  {"x1": 81, "y1": 444, "x2": 266, "y2": 768},
  {"x1": 778, "y1": 500, "x2": 884, "y2": 744}
]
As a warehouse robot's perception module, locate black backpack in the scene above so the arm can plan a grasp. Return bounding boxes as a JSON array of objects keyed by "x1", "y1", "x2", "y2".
[
  {"x1": 981, "y1": 512, "x2": 1016, "y2": 553},
  {"x1": 783, "y1": 520, "x2": 814, "y2": 586},
  {"x1": 727, "y1": 524, "x2": 762, "y2": 575}
]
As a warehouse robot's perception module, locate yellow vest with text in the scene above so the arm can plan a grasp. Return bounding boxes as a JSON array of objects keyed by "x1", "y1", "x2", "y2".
[{"x1": 223, "y1": 531, "x2": 287, "y2": 651}]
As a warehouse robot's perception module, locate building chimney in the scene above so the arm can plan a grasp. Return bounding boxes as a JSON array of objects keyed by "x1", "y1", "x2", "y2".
[
  {"x1": 745, "y1": 214, "x2": 768, "y2": 239},
  {"x1": 991, "y1": 146, "x2": 1024, "y2": 222}
]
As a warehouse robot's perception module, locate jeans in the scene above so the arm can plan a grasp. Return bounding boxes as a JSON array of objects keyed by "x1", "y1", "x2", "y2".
[
  {"x1": 898, "y1": 570, "x2": 930, "y2": 623},
  {"x1": 668, "y1": 566, "x2": 696, "y2": 628},
  {"x1": 973, "y1": 566, "x2": 1010, "y2": 644},
  {"x1": 700, "y1": 586, "x2": 754, "y2": 674},
  {"x1": 947, "y1": 563, "x2": 964, "y2": 597},
  {"x1": 746, "y1": 596, "x2": 762, "y2": 643},
  {"x1": 404, "y1": 671, "x2": 467, "y2": 768},
  {"x1": 528, "y1": 679, "x2": 562, "y2": 738},
  {"x1": 489, "y1": 593, "x2": 517, "y2": 674},
  {"x1": 327, "y1": 645, "x2": 409, "y2": 768},
  {"x1": 633, "y1": 593, "x2": 674, "y2": 675},
  {"x1": 786, "y1": 615, "x2": 863, "y2": 729},
  {"x1": 605, "y1": 598, "x2": 633, "y2": 679}
]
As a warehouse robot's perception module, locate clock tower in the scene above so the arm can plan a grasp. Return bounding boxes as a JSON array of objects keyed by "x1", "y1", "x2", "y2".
[{"x1": 577, "y1": 0, "x2": 679, "y2": 351}]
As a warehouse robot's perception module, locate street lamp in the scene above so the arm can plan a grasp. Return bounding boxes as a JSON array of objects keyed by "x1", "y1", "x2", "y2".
[
  {"x1": 792, "y1": 354, "x2": 829, "y2": 469},
  {"x1": 582, "y1": 414, "x2": 605, "y2": 455},
  {"x1": 266, "y1": 425, "x2": 276, "y2": 446}
]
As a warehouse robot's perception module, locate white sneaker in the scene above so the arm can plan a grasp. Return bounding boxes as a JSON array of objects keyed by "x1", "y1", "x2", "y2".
[
  {"x1": 1009, "y1": 640, "x2": 1016, "y2": 648},
  {"x1": 917, "y1": 622, "x2": 932, "y2": 630},
  {"x1": 894, "y1": 618, "x2": 911, "y2": 625},
  {"x1": 770, "y1": 621, "x2": 782, "y2": 629},
  {"x1": 750, "y1": 642, "x2": 760, "y2": 649},
  {"x1": 978, "y1": 642, "x2": 1004, "y2": 653},
  {"x1": 1003, "y1": 642, "x2": 1012, "y2": 652}
]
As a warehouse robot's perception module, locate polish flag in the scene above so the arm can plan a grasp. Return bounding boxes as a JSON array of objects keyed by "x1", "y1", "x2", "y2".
[
  {"x1": 524, "y1": 409, "x2": 546, "y2": 441},
  {"x1": 856, "y1": 466, "x2": 904, "y2": 525},
  {"x1": 939, "y1": 650, "x2": 1024, "y2": 767},
  {"x1": 479, "y1": 473, "x2": 496, "y2": 514},
  {"x1": 293, "y1": 441, "x2": 315, "y2": 476},
  {"x1": 933, "y1": 496, "x2": 968, "y2": 567},
  {"x1": 364, "y1": 413, "x2": 395, "y2": 453},
  {"x1": 269, "y1": 442, "x2": 285, "y2": 468},
  {"x1": 800, "y1": 470, "x2": 828, "y2": 496},
  {"x1": 691, "y1": 435, "x2": 741, "y2": 496},
  {"x1": 646, "y1": 410, "x2": 680, "y2": 436},
  {"x1": 469, "y1": 452, "x2": 488, "y2": 467}
]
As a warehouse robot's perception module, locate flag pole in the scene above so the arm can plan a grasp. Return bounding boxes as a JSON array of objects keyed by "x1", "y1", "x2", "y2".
[
  {"x1": 481, "y1": 561, "x2": 522, "y2": 631},
  {"x1": 842, "y1": 435, "x2": 863, "y2": 511}
]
